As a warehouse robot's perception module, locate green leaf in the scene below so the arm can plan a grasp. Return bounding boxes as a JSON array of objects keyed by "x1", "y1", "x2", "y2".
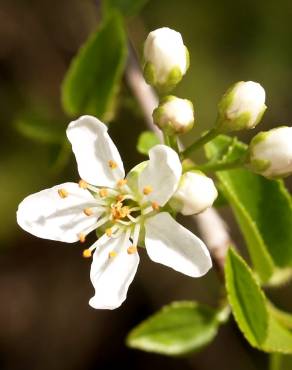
[
  {"x1": 15, "y1": 110, "x2": 64, "y2": 144},
  {"x1": 126, "y1": 301, "x2": 220, "y2": 356},
  {"x1": 61, "y1": 12, "x2": 127, "y2": 122},
  {"x1": 137, "y1": 131, "x2": 160, "y2": 155},
  {"x1": 225, "y1": 248, "x2": 268, "y2": 346},
  {"x1": 103, "y1": 0, "x2": 149, "y2": 17},
  {"x1": 226, "y1": 248, "x2": 292, "y2": 353},
  {"x1": 206, "y1": 135, "x2": 292, "y2": 283}
]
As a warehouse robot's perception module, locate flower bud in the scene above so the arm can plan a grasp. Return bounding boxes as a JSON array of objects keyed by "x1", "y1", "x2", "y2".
[
  {"x1": 170, "y1": 171, "x2": 218, "y2": 215},
  {"x1": 216, "y1": 81, "x2": 266, "y2": 132},
  {"x1": 143, "y1": 27, "x2": 189, "y2": 91},
  {"x1": 153, "y1": 96, "x2": 194, "y2": 135},
  {"x1": 247, "y1": 126, "x2": 292, "y2": 179}
]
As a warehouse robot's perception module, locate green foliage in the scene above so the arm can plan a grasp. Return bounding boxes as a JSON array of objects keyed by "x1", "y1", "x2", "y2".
[
  {"x1": 226, "y1": 248, "x2": 292, "y2": 353},
  {"x1": 15, "y1": 110, "x2": 64, "y2": 144},
  {"x1": 126, "y1": 301, "x2": 221, "y2": 356},
  {"x1": 205, "y1": 135, "x2": 292, "y2": 283},
  {"x1": 61, "y1": 12, "x2": 127, "y2": 122},
  {"x1": 137, "y1": 131, "x2": 160, "y2": 155},
  {"x1": 103, "y1": 0, "x2": 149, "y2": 17}
]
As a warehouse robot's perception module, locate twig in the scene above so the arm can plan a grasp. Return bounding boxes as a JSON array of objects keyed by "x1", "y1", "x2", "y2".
[{"x1": 125, "y1": 42, "x2": 232, "y2": 279}]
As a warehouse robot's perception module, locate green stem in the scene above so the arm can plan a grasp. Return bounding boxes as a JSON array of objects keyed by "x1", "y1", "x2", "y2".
[
  {"x1": 163, "y1": 131, "x2": 171, "y2": 147},
  {"x1": 183, "y1": 128, "x2": 219, "y2": 157},
  {"x1": 188, "y1": 158, "x2": 245, "y2": 172},
  {"x1": 269, "y1": 353, "x2": 282, "y2": 370}
]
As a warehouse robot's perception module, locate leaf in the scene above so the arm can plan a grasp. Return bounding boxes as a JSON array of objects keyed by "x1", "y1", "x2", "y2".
[
  {"x1": 205, "y1": 135, "x2": 292, "y2": 283},
  {"x1": 61, "y1": 12, "x2": 127, "y2": 122},
  {"x1": 15, "y1": 110, "x2": 64, "y2": 144},
  {"x1": 137, "y1": 131, "x2": 160, "y2": 155},
  {"x1": 126, "y1": 301, "x2": 220, "y2": 356},
  {"x1": 103, "y1": 0, "x2": 149, "y2": 17},
  {"x1": 226, "y1": 248, "x2": 292, "y2": 353},
  {"x1": 225, "y1": 248, "x2": 268, "y2": 346}
]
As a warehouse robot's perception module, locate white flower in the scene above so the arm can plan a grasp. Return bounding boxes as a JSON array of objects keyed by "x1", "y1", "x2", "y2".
[
  {"x1": 217, "y1": 81, "x2": 267, "y2": 132},
  {"x1": 17, "y1": 115, "x2": 212, "y2": 310},
  {"x1": 143, "y1": 27, "x2": 189, "y2": 90},
  {"x1": 170, "y1": 171, "x2": 218, "y2": 215},
  {"x1": 153, "y1": 96, "x2": 194, "y2": 135},
  {"x1": 248, "y1": 126, "x2": 292, "y2": 178}
]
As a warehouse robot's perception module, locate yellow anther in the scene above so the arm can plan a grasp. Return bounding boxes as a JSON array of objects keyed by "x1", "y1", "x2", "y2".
[
  {"x1": 109, "y1": 251, "x2": 117, "y2": 258},
  {"x1": 117, "y1": 179, "x2": 127, "y2": 188},
  {"x1": 108, "y1": 160, "x2": 118, "y2": 169},
  {"x1": 116, "y1": 194, "x2": 124, "y2": 202},
  {"x1": 151, "y1": 201, "x2": 160, "y2": 211},
  {"x1": 82, "y1": 249, "x2": 92, "y2": 258},
  {"x1": 78, "y1": 233, "x2": 86, "y2": 243},
  {"x1": 127, "y1": 246, "x2": 137, "y2": 254},
  {"x1": 58, "y1": 188, "x2": 68, "y2": 199},
  {"x1": 99, "y1": 188, "x2": 108, "y2": 197},
  {"x1": 83, "y1": 208, "x2": 93, "y2": 216},
  {"x1": 79, "y1": 180, "x2": 88, "y2": 189},
  {"x1": 105, "y1": 228, "x2": 112, "y2": 237},
  {"x1": 143, "y1": 185, "x2": 153, "y2": 195}
]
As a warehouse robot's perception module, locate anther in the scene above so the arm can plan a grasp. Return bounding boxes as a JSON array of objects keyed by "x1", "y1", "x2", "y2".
[
  {"x1": 143, "y1": 185, "x2": 153, "y2": 195},
  {"x1": 105, "y1": 228, "x2": 112, "y2": 237},
  {"x1": 78, "y1": 233, "x2": 86, "y2": 243},
  {"x1": 109, "y1": 251, "x2": 117, "y2": 258},
  {"x1": 83, "y1": 208, "x2": 93, "y2": 216},
  {"x1": 116, "y1": 194, "x2": 124, "y2": 202},
  {"x1": 151, "y1": 201, "x2": 160, "y2": 210},
  {"x1": 108, "y1": 160, "x2": 118, "y2": 169},
  {"x1": 79, "y1": 180, "x2": 88, "y2": 189},
  {"x1": 82, "y1": 249, "x2": 92, "y2": 258},
  {"x1": 117, "y1": 179, "x2": 127, "y2": 188},
  {"x1": 99, "y1": 188, "x2": 108, "y2": 197},
  {"x1": 127, "y1": 246, "x2": 137, "y2": 254},
  {"x1": 58, "y1": 188, "x2": 68, "y2": 199}
]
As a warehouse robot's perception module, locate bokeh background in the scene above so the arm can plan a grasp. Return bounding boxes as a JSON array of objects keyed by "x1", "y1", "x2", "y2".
[{"x1": 1, "y1": 0, "x2": 292, "y2": 369}]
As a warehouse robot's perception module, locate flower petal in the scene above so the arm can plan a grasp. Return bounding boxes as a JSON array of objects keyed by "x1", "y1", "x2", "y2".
[
  {"x1": 89, "y1": 233, "x2": 139, "y2": 310},
  {"x1": 17, "y1": 182, "x2": 99, "y2": 243},
  {"x1": 66, "y1": 115, "x2": 125, "y2": 187},
  {"x1": 138, "y1": 145, "x2": 182, "y2": 206},
  {"x1": 145, "y1": 212, "x2": 212, "y2": 277}
]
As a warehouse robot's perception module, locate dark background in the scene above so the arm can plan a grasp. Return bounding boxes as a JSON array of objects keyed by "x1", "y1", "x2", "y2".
[{"x1": 1, "y1": 0, "x2": 292, "y2": 369}]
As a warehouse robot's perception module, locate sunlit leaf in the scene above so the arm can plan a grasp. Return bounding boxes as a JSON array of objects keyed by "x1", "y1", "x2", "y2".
[{"x1": 137, "y1": 131, "x2": 160, "y2": 155}]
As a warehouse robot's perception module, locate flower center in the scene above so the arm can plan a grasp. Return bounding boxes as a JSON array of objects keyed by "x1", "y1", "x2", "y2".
[{"x1": 58, "y1": 179, "x2": 160, "y2": 259}]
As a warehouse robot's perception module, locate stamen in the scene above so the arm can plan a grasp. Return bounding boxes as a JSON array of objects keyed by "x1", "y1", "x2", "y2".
[
  {"x1": 78, "y1": 233, "x2": 86, "y2": 243},
  {"x1": 151, "y1": 201, "x2": 160, "y2": 211},
  {"x1": 58, "y1": 188, "x2": 68, "y2": 199},
  {"x1": 82, "y1": 249, "x2": 92, "y2": 258},
  {"x1": 117, "y1": 179, "x2": 127, "y2": 188},
  {"x1": 116, "y1": 194, "x2": 124, "y2": 202},
  {"x1": 142, "y1": 206, "x2": 154, "y2": 215},
  {"x1": 83, "y1": 208, "x2": 93, "y2": 216},
  {"x1": 79, "y1": 180, "x2": 88, "y2": 189},
  {"x1": 108, "y1": 160, "x2": 118, "y2": 169},
  {"x1": 109, "y1": 251, "x2": 117, "y2": 258},
  {"x1": 105, "y1": 228, "x2": 112, "y2": 237},
  {"x1": 132, "y1": 223, "x2": 141, "y2": 248},
  {"x1": 143, "y1": 185, "x2": 153, "y2": 195},
  {"x1": 99, "y1": 188, "x2": 108, "y2": 197},
  {"x1": 127, "y1": 246, "x2": 137, "y2": 254}
]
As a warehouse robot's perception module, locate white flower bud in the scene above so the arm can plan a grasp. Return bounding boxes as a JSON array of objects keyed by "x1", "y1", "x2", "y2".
[
  {"x1": 170, "y1": 171, "x2": 218, "y2": 215},
  {"x1": 247, "y1": 126, "x2": 292, "y2": 178},
  {"x1": 216, "y1": 81, "x2": 267, "y2": 132},
  {"x1": 143, "y1": 27, "x2": 189, "y2": 91},
  {"x1": 153, "y1": 96, "x2": 194, "y2": 135}
]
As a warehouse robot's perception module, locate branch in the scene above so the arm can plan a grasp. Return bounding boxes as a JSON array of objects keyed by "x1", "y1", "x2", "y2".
[{"x1": 125, "y1": 42, "x2": 233, "y2": 279}]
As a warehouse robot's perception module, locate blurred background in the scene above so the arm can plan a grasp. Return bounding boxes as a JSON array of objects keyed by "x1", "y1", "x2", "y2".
[{"x1": 1, "y1": 0, "x2": 292, "y2": 369}]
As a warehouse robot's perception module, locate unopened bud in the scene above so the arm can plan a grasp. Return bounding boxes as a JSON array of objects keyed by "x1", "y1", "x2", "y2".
[
  {"x1": 170, "y1": 171, "x2": 218, "y2": 215},
  {"x1": 247, "y1": 126, "x2": 292, "y2": 178},
  {"x1": 143, "y1": 27, "x2": 189, "y2": 91},
  {"x1": 153, "y1": 96, "x2": 194, "y2": 135},
  {"x1": 216, "y1": 81, "x2": 266, "y2": 132}
]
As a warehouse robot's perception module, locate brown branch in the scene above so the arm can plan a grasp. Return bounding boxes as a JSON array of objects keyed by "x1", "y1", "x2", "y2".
[{"x1": 125, "y1": 42, "x2": 232, "y2": 279}]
